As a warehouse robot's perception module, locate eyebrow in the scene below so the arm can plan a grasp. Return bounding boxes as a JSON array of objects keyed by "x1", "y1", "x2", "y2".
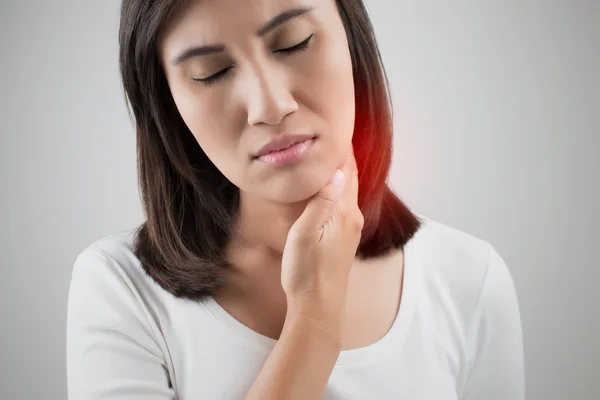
[{"x1": 171, "y1": 6, "x2": 315, "y2": 66}]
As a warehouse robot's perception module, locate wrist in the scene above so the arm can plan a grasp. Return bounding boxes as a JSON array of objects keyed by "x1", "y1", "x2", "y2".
[{"x1": 285, "y1": 301, "x2": 344, "y2": 348}]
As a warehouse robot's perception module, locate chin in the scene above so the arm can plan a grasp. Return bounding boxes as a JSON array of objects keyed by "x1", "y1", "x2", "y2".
[
  {"x1": 269, "y1": 180, "x2": 326, "y2": 204},
  {"x1": 249, "y1": 139, "x2": 348, "y2": 204},
  {"x1": 263, "y1": 165, "x2": 334, "y2": 204},
  {"x1": 271, "y1": 189, "x2": 317, "y2": 204}
]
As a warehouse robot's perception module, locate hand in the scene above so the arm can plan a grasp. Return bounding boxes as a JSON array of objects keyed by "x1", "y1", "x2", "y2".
[{"x1": 281, "y1": 147, "x2": 363, "y2": 332}]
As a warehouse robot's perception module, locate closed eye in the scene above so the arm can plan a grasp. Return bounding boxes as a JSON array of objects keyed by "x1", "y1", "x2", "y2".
[
  {"x1": 275, "y1": 32, "x2": 314, "y2": 54},
  {"x1": 192, "y1": 66, "x2": 233, "y2": 87},
  {"x1": 192, "y1": 33, "x2": 314, "y2": 87}
]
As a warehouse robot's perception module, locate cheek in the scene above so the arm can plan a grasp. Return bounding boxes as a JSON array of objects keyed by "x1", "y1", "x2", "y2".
[
  {"x1": 171, "y1": 86, "x2": 243, "y2": 182},
  {"x1": 314, "y1": 37, "x2": 356, "y2": 152}
]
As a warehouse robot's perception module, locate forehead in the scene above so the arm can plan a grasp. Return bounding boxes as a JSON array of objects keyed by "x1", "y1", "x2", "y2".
[{"x1": 161, "y1": 0, "x2": 316, "y2": 44}]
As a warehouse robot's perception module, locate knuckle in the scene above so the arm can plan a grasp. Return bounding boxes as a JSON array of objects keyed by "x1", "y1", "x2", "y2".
[
  {"x1": 353, "y1": 213, "x2": 365, "y2": 230},
  {"x1": 352, "y1": 220, "x2": 363, "y2": 232}
]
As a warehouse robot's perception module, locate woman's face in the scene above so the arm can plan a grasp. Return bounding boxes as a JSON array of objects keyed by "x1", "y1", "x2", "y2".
[{"x1": 159, "y1": 0, "x2": 355, "y2": 203}]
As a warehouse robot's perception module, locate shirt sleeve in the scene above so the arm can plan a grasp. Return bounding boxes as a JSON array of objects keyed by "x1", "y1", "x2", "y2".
[
  {"x1": 66, "y1": 249, "x2": 176, "y2": 400},
  {"x1": 461, "y1": 242, "x2": 526, "y2": 400}
]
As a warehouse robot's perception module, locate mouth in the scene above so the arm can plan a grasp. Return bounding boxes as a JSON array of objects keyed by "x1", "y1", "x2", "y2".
[
  {"x1": 253, "y1": 134, "x2": 318, "y2": 159},
  {"x1": 254, "y1": 137, "x2": 316, "y2": 156},
  {"x1": 253, "y1": 136, "x2": 318, "y2": 167}
]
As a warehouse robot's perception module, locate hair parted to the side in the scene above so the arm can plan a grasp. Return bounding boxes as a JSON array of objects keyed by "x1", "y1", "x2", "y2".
[{"x1": 119, "y1": 0, "x2": 423, "y2": 300}]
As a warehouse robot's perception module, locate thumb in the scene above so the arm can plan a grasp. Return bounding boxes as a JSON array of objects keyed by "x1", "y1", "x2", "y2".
[{"x1": 291, "y1": 170, "x2": 345, "y2": 239}]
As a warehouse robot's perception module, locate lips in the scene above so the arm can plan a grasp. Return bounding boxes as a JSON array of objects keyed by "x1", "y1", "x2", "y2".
[{"x1": 254, "y1": 133, "x2": 316, "y2": 158}]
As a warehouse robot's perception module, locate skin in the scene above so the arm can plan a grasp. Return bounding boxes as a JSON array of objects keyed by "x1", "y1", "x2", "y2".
[{"x1": 158, "y1": 0, "x2": 404, "y2": 350}]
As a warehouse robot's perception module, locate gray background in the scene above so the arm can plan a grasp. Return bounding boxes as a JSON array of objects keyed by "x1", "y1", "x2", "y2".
[{"x1": 1, "y1": 1, "x2": 598, "y2": 399}]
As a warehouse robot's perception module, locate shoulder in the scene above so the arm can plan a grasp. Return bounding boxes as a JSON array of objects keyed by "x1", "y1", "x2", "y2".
[
  {"x1": 410, "y1": 215, "x2": 525, "y2": 398},
  {"x1": 74, "y1": 229, "x2": 139, "y2": 270},
  {"x1": 410, "y1": 214, "x2": 515, "y2": 329},
  {"x1": 68, "y1": 228, "x2": 170, "y2": 326},
  {"x1": 67, "y1": 229, "x2": 179, "y2": 398},
  {"x1": 71, "y1": 228, "x2": 153, "y2": 291},
  {"x1": 411, "y1": 213, "x2": 492, "y2": 287}
]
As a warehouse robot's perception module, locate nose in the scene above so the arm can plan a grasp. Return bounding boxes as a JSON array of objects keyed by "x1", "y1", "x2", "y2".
[{"x1": 245, "y1": 63, "x2": 298, "y2": 126}]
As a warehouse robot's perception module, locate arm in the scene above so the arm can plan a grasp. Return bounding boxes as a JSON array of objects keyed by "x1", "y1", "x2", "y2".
[
  {"x1": 244, "y1": 303, "x2": 343, "y2": 400},
  {"x1": 66, "y1": 249, "x2": 175, "y2": 400},
  {"x1": 461, "y1": 243, "x2": 526, "y2": 400}
]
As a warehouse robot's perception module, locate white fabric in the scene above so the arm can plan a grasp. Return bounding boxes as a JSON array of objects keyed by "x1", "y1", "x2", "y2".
[{"x1": 66, "y1": 214, "x2": 525, "y2": 399}]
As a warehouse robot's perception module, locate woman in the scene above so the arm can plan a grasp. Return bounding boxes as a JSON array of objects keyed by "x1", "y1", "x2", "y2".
[{"x1": 66, "y1": 0, "x2": 525, "y2": 398}]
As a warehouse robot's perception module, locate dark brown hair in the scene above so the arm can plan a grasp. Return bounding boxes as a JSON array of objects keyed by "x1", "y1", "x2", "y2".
[{"x1": 118, "y1": 0, "x2": 423, "y2": 300}]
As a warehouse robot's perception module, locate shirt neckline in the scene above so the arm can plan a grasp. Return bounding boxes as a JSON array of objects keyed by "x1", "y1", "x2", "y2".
[{"x1": 202, "y1": 236, "x2": 419, "y2": 367}]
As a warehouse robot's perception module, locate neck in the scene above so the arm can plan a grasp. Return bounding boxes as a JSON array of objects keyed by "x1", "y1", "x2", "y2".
[{"x1": 231, "y1": 191, "x2": 310, "y2": 258}]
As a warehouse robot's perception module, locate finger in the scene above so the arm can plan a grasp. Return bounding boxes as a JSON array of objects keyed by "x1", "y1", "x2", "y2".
[
  {"x1": 336, "y1": 151, "x2": 353, "y2": 195},
  {"x1": 290, "y1": 169, "x2": 345, "y2": 238},
  {"x1": 346, "y1": 148, "x2": 359, "y2": 203},
  {"x1": 339, "y1": 149, "x2": 359, "y2": 209}
]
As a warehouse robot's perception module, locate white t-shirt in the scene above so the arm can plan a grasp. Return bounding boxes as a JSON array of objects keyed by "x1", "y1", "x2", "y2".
[{"x1": 66, "y1": 214, "x2": 525, "y2": 399}]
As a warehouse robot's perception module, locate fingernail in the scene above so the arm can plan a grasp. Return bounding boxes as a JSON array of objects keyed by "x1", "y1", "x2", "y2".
[{"x1": 330, "y1": 169, "x2": 345, "y2": 188}]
